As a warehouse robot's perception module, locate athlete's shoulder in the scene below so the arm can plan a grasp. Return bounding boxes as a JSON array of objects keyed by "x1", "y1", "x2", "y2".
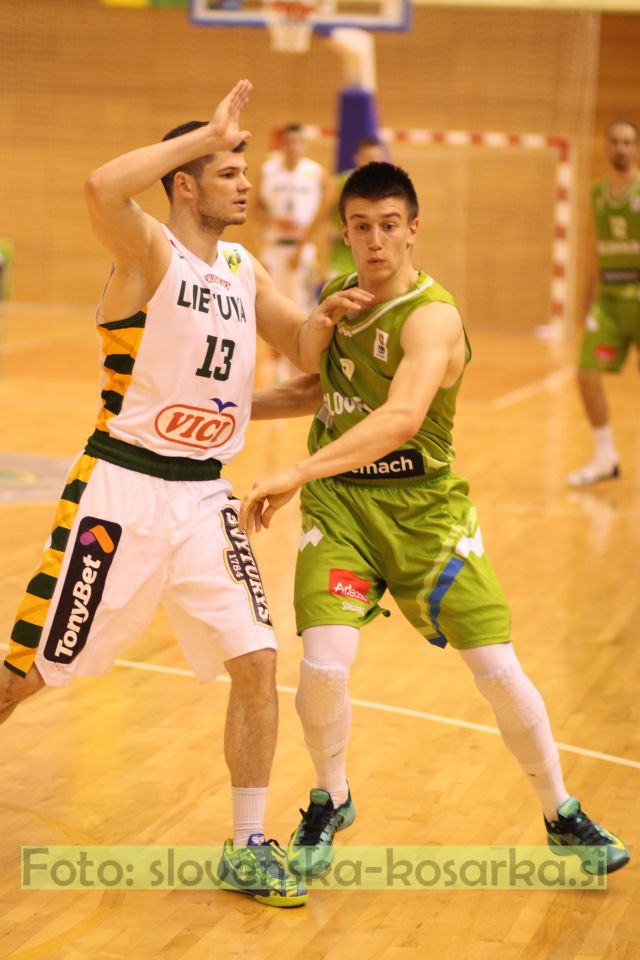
[
  {"x1": 301, "y1": 157, "x2": 325, "y2": 177},
  {"x1": 261, "y1": 153, "x2": 282, "y2": 173},
  {"x1": 414, "y1": 271, "x2": 457, "y2": 309}
]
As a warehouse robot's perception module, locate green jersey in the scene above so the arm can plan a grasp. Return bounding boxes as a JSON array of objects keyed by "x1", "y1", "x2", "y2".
[
  {"x1": 592, "y1": 176, "x2": 640, "y2": 299},
  {"x1": 308, "y1": 270, "x2": 470, "y2": 485}
]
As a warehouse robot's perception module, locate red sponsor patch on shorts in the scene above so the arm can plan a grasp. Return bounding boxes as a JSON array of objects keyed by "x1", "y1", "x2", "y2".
[
  {"x1": 329, "y1": 568, "x2": 371, "y2": 605},
  {"x1": 595, "y1": 344, "x2": 618, "y2": 363}
]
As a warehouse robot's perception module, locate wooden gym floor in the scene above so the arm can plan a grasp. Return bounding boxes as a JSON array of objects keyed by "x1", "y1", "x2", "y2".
[{"x1": 0, "y1": 302, "x2": 639, "y2": 960}]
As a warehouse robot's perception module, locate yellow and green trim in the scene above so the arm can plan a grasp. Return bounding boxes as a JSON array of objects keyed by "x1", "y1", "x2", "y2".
[
  {"x1": 4, "y1": 453, "x2": 99, "y2": 678},
  {"x1": 95, "y1": 309, "x2": 147, "y2": 434}
]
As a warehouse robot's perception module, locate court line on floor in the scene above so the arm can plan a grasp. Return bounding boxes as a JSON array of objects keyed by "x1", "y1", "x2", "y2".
[
  {"x1": 3, "y1": 647, "x2": 636, "y2": 769},
  {"x1": 490, "y1": 366, "x2": 574, "y2": 410},
  {"x1": 108, "y1": 657, "x2": 638, "y2": 770}
]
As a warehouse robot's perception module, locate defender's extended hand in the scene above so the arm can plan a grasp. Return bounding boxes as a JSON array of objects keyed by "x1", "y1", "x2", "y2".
[
  {"x1": 309, "y1": 287, "x2": 374, "y2": 329},
  {"x1": 240, "y1": 468, "x2": 303, "y2": 535}
]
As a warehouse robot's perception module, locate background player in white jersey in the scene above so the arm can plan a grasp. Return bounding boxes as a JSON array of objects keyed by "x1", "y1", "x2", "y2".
[
  {"x1": 255, "y1": 124, "x2": 329, "y2": 378},
  {"x1": 569, "y1": 120, "x2": 640, "y2": 487},
  {"x1": 242, "y1": 161, "x2": 629, "y2": 880},
  {"x1": 0, "y1": 80, "x2": 372, "y2": 908},
  {"x1": 295, "y1": 136, "x2": 387, "y2": 281}
]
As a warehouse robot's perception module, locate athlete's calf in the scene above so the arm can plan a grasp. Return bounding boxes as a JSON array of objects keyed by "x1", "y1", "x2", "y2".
[{"x1": 0, "y1": 663, "x2": 45, "y2": 725}]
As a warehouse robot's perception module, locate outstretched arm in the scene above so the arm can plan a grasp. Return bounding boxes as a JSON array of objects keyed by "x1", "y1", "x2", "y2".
[
  {"x1": 240, "y1": 301, "x2": 465, "y2": 532},
  {"x1": 251, "y1": 374, "x2": 323, "y2": 420},
  {"x1": 252, "y1": 254, "x2": 373, "y2": 373}
]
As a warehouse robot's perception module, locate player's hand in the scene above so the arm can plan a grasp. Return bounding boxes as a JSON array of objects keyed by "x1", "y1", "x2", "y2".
[
  {"x1": 239, "y1": 468, "x2": 303, "y2": 535},
  {"x1": 310, "y1": 287, "x2": 374, "y2": 329},
  {"x1": 208, "y1": 79, "x2": 253, "y2": 150}
]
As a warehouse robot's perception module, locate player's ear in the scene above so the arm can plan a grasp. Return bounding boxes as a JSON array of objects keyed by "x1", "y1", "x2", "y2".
[
  {"x1": 342, "y1": 222, "x2": 351, "y2": 247},
  {"x1": 173, "y1": 171, "x2": 195, "y2": 200},
  {"x1": 407, "y1": 217, "x2": 419, "y2": 248}
]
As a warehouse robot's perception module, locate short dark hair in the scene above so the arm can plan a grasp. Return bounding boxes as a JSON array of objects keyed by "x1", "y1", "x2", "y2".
[
  {"x1": 339, "y1": 161, "x2": 419, "y2": 222},
  {"x1": 606, "y1": 120, "x2": 639, "y2": 142},
  {"x1": 160, "y1": 120, "x2": 246, "y2": 200},
  {"x1": 282, "y1": 123, "x2": 303, "y2": 136}
]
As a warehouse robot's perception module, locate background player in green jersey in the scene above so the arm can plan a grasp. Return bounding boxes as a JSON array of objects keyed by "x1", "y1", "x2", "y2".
[
  {"x1": 569, "y1": 120, "x2": 640, "y2": 487},
  {"x1": 244, "y1": 162, "x2": 629, "y2": 877}
]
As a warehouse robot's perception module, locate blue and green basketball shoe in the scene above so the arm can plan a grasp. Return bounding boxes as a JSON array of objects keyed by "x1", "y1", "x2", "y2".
[
  {"x1": 217, "y1": 833, "x2": 308, "y2": 906},
  {"x1": 545, "y1": 797, "x2": 629, "y2": 875},
  {"x1": 287, "y1": 788, "x2": 356, "y2": 878}
]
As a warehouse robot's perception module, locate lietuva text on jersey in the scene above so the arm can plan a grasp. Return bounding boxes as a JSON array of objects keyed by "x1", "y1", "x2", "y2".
[{"x1": 88, "y1": 228, "x2": 258, "y2": 467}]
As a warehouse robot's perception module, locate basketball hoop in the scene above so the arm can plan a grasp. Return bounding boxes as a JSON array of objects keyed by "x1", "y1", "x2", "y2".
[{"x1": 263, "y1": 0, "x2": 315, "y2": 53}]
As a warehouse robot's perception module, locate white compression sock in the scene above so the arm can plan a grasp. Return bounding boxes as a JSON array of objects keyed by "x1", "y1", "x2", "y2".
[
  {"x1": 232, "y1": 786, "x2": 269, "y2": 846},
  {"x1": 593, "y1": 424, "x2": 617, "y2": 460},
  {"x1": 458, "y1": 644, "x2": 569, "y2": 821},
  {"x1": 297, "y1": 626, "x2": 360, "y2": 808}
]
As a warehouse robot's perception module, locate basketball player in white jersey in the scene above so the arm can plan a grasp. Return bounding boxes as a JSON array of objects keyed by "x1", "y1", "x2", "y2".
[
  {"x1": 0, "y1": 80, "x2": 371, "y2": 908},
  {"x1": 255, "y1": 124, "x2": 329, "y2": 379}
]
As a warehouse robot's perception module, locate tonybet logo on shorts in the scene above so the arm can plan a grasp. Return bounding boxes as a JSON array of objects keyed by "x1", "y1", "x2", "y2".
[
  {"x1": 329, "y1": 569, "x2": 371, "y2": 606},
  {"x1": 43, "y1": 517, "x2": 122, "y2": 665}
]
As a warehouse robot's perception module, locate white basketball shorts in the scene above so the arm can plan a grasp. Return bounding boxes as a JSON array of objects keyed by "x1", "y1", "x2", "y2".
[{"x1": 6, "y1": 454, "x2": 276, "y2": 686}]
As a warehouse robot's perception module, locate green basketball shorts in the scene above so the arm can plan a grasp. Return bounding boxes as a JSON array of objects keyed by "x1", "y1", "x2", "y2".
[
  {"x1": 578, "y1": 293, "x2": 640, "y2": 372},
  {"x1": 294, "y1": 471, "x2": 511, "y2": 650}
]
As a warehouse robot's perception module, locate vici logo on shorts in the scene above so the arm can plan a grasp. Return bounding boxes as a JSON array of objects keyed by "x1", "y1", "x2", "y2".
[
  {"x1": 155, "y1": 401, "x2": 236, "y2": 449},
  {"x1": 44, "y1": 516, "x2": 122, "y2": 666},
  {"x1": 329, "y1": 568, "x2": 371, "y2": 605}
]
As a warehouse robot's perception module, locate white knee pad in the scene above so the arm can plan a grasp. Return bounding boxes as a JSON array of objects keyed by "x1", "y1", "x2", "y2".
[
  {"x1": 296, "y1": 658, "x2": 348, "y2": 727},
  {"x1": 474, "y1": 665, "x2": 545, "y2": 734}
]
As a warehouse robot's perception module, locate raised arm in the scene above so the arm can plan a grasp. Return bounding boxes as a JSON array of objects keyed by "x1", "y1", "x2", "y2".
[
  {"x1": 84, "y1": 80, "x2": 253, "y2": 313},
  {"x1": 241, "y1": 301, "x2": 465, "y2": 531}
]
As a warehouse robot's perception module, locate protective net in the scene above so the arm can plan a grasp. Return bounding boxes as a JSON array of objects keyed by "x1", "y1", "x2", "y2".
[
  {"x1": 0, "y1": 0, "x2": 600, "y2": 333},
  {"x1": 264, "y1": 0, "x2": 315, "y2": 52}
]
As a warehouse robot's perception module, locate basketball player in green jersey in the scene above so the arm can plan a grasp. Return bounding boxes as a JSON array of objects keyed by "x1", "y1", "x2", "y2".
[
  {"x1": 569, "y1": 120, "x2": 640, "y2": 487},
  {"x1": 242, "y1": 162, "x2": 629, "y2": 877}
]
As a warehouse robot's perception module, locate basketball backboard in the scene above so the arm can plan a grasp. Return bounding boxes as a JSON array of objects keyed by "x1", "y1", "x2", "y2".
[{"x1": 190, "y1": 0, "x2": 410, "y2": 32}]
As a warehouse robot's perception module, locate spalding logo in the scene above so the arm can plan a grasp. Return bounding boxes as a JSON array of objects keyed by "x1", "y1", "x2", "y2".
[{"x1": 155, "y1": 403, "x2": 236, "y2": 449}]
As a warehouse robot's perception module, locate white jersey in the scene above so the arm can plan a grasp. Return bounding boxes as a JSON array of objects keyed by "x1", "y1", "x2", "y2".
[
  {"x1": 92, "y1": 227, "x2": 256, "y2": 466},
  {"x1": 260, "y1": 154, "x2": 324, "y2": 243}
]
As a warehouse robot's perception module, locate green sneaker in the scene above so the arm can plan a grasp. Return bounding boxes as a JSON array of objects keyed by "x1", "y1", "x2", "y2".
[
  {"x1": 217, "y1": 833, "x2": 308, "y2": 907},
  {"x1": 545, "y1": 797, "x2": 629, "y2": 875},
  {"x1": 287, "y1": 788, "x2": 356, "y2": 878}
]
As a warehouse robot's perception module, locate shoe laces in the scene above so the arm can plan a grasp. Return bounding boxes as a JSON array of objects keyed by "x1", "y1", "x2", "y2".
[
  {"x1": 561, "y1": 810, "x2": 609, "y2": 845},
  {"x1": 233, "y1": 839, "x2": 298, "y2": 890},
  {"x1": 297, "y1": 801, "x2": 336, "y2": 845}
]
